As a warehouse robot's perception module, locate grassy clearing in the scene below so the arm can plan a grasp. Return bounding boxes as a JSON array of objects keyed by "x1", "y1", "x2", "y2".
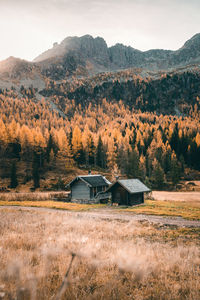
[
  {"x1": 0, "y1": 208, "x2": 199, "y2": 300},
  {"x1": 0, "y1": 200, "x2": 105, "y2": 211},
  {"x1": 122, "y1": 200, "x2": 200, "y2": 220},
  {"x1": 0, "y1": 192, "x2": 68, "y2": 201},
  {"x1": 0, "y1": 196, "x2": 200, "y2": 219}
]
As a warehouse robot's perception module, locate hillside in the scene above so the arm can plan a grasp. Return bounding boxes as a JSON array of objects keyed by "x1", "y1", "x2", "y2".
[
  {"x1": 0, "y1": 34, "x2": 199, "y2": 116},
  {"x1": 0, "y1": 93, "x2": 200, "y2": 191},
  {"x1": 0, "y1": 34, "x2": 200, "y2": 191}
]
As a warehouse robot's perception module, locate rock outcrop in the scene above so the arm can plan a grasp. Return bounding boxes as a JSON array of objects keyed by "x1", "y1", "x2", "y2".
[
  {"x1": 0, "y1": 33, "x2": 200, "y2": 83},
  {"x1": 33, "y1": 33, "x2": 200, "y2": 74}
]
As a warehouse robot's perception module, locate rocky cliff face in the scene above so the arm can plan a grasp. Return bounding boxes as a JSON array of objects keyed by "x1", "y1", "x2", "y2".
[
  {"x1": 33, "y1": 33, "x2": 200, "y2": 74},
  {"x1": 0, "y1": 33, "x2": 200, "y2": 84}
]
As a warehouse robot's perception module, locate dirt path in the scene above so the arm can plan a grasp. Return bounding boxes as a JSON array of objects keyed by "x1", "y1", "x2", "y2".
[
  {"x1": 1, "y1": 206, "x2": 200, "y2": 228},
  {"x1": 83, "y1": 208, "x2": 200, "y2": 227}
]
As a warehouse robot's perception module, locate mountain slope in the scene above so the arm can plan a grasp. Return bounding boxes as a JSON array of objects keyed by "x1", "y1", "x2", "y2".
[
  {"x1": 0, "y1": 34, "x2": 200, "y2": 116},
  {"x1": 33, "y1": 33, "x2": 200, "y2": 74},
  {"x1": 0, "y1": 34, "x2": 200, "y2": 84}
]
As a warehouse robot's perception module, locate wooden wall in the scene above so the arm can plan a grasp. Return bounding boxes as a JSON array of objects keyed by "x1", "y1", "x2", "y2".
[
  {"x1": 129, "y1": 193, "x2": 144, "y2": 206},
  {"x1": 110, "y1": 182, "x2": 144, "y2": 206},
  {"x1": 71, "y1": 179, "x2": 90, "y2": 200}
]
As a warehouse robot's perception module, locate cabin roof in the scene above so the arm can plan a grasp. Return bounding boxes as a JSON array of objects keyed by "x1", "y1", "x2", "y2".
[
  {"x1": 107, "y1": 179, "x2": 150, "y2": 194},
  {"x1": 68, "y1": 175, "x2": 111, "y2": 188}
]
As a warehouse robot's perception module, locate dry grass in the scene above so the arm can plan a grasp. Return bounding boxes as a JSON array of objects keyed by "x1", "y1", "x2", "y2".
[
  {"x1": 0, "y1": 207, "x2": 199, "y2": 300},
  {"x1": 0, "y1": 191, "x2": 200, "y2": 219},
  {"x1": 0, "y1": 192, "x2": 69, "y2": 202},
  {"x1": 123, "y1": 200, "x2": 200, "y2": 220},
  {"x1": 152, "y1": 191, "x2": 200, "y2": 201},
  {"x1": 0, "y1": 200, "x2": 105, "y2": 211}
]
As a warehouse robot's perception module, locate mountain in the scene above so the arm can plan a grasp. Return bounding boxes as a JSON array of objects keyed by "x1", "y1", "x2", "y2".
[
  {"x1": 0, "y1": 33, "x2": 199, "y2": 85},
  {"x1": 33, "y1": 33, "x2": 200, "y2": 75},
  {"x1": 0, "y1": 34, "x2": 200, "y2": 116}
]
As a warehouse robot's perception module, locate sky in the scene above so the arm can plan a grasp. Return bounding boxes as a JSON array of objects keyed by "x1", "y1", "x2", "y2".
[{"x1": 0, "y1": 0, "x2": 199, "y2": 61}]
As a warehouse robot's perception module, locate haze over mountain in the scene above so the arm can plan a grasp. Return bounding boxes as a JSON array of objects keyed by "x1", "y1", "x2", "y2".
[
  {"x1": 0, "y1": 33, "x2": 200, "y2": 85},
  {"x1": 0, "y1": 33, "x2": 200, "y2": 116},
  {"x1": 33, "y1": 33, "x2": 200, "y2": 73}
]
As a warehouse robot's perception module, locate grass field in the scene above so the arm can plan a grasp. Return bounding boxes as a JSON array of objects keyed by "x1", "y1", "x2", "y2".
[
  {"x1": 0, "y1": 196, "x2": 200, "y2": 220},
  {"x1": 123, "y1": 199, "x2": 200, "y2": 220},
  {"x1": 152, "y1": 191, "x2": 200, "y2": 201},
  {"x1": 0, "y1": 200, "x2": 105, "y2": 211},
  {"x1": 0, "y1": 207, "x2": 199, "y2": 300}
]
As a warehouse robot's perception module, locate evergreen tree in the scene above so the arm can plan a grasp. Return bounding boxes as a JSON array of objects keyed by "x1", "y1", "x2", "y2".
[
  {"x1": 116, "y1": 144, "x2": 126, "y2": 174},
  {"x1": 96, "y1": 135, "x2": 106, "y2": 168},
  {"x1": 170, "y1": 123, "x2": 180, "y2": 155},
  {"x1": 46, "y1": 133, "x2": 53, "y2": 163},
  {"x1": 151, "y1": 159, "x2": 165, "y2": 189},
  {"x1": 32, "y1": 153, "x2": 40, "y2": 188},
  {"x1": 139, "y1": 155, "x2": 146, "y2": 181},
  {"x1": 10, "y1": 161, "x2": 18, "y2": 188},
  {"x1": 179, "y1": 154, "x2": 185, "y2": 174},
  {"x1": 127, "y1": 148, "x2": 140, "y2": 178},
  {"x1": 72, "y1": 126, "x2": 85, "y2": 165},
  {"x1": 170, "y1": 155, "x2": 181, "y2": 186}
]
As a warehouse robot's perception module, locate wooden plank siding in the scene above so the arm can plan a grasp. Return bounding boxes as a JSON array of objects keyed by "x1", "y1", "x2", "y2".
[
  {"x1": 110, "y1": 182, "x2": 144, "y2": 206},
  {"x1": 129, "y1": 193, "x2": 144, "y2": 206},
  {"x1": 71, "y1": 179, "x2": 90, "y2": 200},
  {"x1": 112, "y1": 184, "x2": 129, "y2": 205}
]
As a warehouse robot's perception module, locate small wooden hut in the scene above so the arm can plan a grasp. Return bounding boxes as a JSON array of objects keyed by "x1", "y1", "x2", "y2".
[
  {"x1": 67, "y1": 174, "x2": 111, "y2": 203},
  {"x1": 106, "y1": 179, "x2": 150, "y2": 206}
]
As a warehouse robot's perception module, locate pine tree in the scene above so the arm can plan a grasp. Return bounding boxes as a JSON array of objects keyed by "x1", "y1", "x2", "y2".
[
  {"x1": 139, "y1": 155, "x2": 146, "y2": 181},
  {"x1": 32, "y1": 153, "x2": 40, "y2": 188},
  {"x1": 10, "y1": 161, "x2": 18, "y2": 188},
  {"x1": 96, "y1": 135, "x2": 105, "y2": 168},
  {"x1": 72, "y1": 126, "x2": 85, "y2": 164},
  {"x1": 151, "y1": 158, "x2": 165, "y2": 189},
  {"x1": 170, "y1": 154, "x2": 181, "y2": 186},
  {"x1": 127, "y1": 148, "x2": 140, "y2": 178},
  {"x1": 46, "y1": 133, "x2": 53, "y2": 163}
]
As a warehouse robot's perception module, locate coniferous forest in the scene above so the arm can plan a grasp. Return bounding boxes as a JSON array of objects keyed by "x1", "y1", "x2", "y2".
[{"x1": 0, "y1": 84, "x2": 200, "y2": 190}]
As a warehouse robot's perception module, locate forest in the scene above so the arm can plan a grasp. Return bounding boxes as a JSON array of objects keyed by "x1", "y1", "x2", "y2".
[
  {"x1": 41, "y1": 70, "x2": 200, "y2": 115},
  {"x1": 0, "y1": 87, "x2": 200, "y2": 190}
]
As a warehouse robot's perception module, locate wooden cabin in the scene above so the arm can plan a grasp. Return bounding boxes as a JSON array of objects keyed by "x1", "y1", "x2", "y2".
[
  {"x1": 106, "y1": 179, "x2": 150, "y2": 206},
  {"x1": 67, "y1": 175, "x2": 111, "y2": 203}
]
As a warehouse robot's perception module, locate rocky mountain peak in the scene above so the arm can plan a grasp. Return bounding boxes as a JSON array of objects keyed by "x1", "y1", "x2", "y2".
[
  {"x1": 34, "y1": 35, "x2": 109, "y2": 63},
  {"x1": 182, "y1": 33, "x2": 200, "y2": 49},
  {"x1": 1, "y1": 33, "x2": 200, "y2": 82}
]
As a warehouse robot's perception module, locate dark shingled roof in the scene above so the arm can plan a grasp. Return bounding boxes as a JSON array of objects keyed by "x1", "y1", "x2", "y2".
[
  {"x1": 68, "y1": 175, "x2": 111, "y2": 188},
  {"x1": 107, "y1": 179, "x2": 150, "y2": 194}
]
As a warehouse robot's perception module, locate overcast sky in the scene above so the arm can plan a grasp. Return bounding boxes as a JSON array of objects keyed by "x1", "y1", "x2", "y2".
[{"x1": 0, "y1": 0, "x2": 199, "y2": 61}]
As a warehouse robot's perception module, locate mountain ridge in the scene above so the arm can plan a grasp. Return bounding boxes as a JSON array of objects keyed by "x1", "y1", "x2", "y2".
[
  {"x1": 33, "y1": 33, "x2": 200, "y2": 72},
  {"x1": 0, "y1": 33, "x2": 200, "y2": 84}
]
